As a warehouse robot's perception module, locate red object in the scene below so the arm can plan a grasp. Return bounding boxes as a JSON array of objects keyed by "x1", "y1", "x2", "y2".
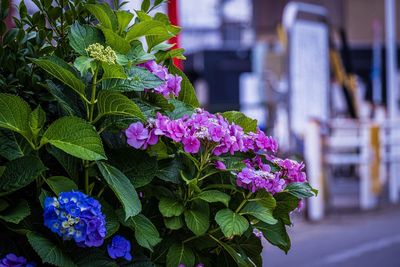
[{"x1": 167, "y1": 0, "x2": 183, "y2": 69}]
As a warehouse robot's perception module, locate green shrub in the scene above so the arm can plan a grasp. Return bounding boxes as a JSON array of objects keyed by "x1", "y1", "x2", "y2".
[{"x1": 0, "y1": 1, "x2": 316, "y2": 266}]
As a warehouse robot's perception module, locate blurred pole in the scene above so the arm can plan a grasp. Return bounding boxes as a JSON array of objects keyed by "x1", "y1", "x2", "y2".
[
  {"x1": 385, "y1": 0, "x2": 398, "y2": 118},
  {"x1": 360, "y1": 123, "x2": 378, "y2": 209},
  {"x1": 371, "y1": 20, "x2": 382, "y2": 105},
  {"x1": 385, "y1": 0, "x2": 399, "y2": 203},
  {"x1": 305, "y1": 120, "x2": 324, "y2": 221},
  {"x1": 167, "y1": 0, "x2": 182, "y2": 69}
]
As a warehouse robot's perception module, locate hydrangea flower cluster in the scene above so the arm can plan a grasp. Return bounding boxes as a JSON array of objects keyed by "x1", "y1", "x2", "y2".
[
  {"x1": 43, "y1": 191, "x2": 106, "y2": 248},
  {"x1": 273, "y1": 158, "x2": 307, "y2": 183},
  {"x1": 126, "y1": 108, "x2": 307, "y2": 194},
  {"x1": 0, "y1": 254, "x2": 35, "y2": 267},
  {"x1": 236, "y1": 155, "x2": 307, "y2": 194},
  {"x1": 139, "y1": 60, "x2": 182, "y2": 97},
  {"x1": 126, "y1": 108, "x2": 278, "y2": 155},
  {"x1": 85, "y1": 43, "x2": 117, "y2": 64},
  {"x1": 107, "y1": 235, "x2": 132, "y2": 261}
]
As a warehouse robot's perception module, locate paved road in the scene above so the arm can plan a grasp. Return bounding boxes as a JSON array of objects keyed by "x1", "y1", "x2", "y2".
[{"x1": 262, "y1": 206, "x2": 400, "y2": 267}]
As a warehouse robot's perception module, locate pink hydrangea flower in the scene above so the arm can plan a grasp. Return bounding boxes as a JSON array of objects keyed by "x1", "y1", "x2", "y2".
[
  {"x1": 138, "y1": 60, "x2": 181, "y2": 97},
  {"x1": 125, "y1": 122, "x2": 149, "y2": 149},
  {"x1": 166, "y1": 120, "x2": 186, "y2": 142},
  {"x1": 182, "y1": 136, "x2": 201, "y2": 154},
  {"x1": 215, "y1": 161, "x2": 226, "y2": 170}
]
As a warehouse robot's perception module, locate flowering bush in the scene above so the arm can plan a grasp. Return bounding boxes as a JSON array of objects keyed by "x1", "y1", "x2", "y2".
[{"x1": 0, "y1": 0, "x2": 316, "y2": 266}]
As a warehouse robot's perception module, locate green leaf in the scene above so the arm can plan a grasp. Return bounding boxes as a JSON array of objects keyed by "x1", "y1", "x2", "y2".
[
  {"x1": 156, "y1": 159, "x2": 184, "y2": 184},
  {"x1": 167, "y1": 62, "x2": 199, "y2": 107},
  {"x1": 154, "y1": 0, "x2": 166, "y2": 6},
  {"x1": 166, "y1": 243, "x2": 195, "y2": 267},
  {"x1": 117, "y1": 211, "x2": 161, "y2": 251},
  {"x1": 148, "y1": 92, "x2": 174, "y2": 111},
  {"x1": 39, "y1": 189, "x2": 51, "y2": 208},
  {"x1": 97, "y1": 91, "x2": 145, "y2": 121},
  {"x1": 197, "y1": 190, "x2": 230, "y2": 207},
  {"x1": 184, "y1": 200, "x2": 209, "y2": 236},
  {"x1": 167, "y1": 99, "x2": 194, "y2": 120},
  {"x1": 274, "y1": 192, "x2": 299, "y2": 225},
  {"x1": 100, "y1": 26, "x2": 130, "y2": 54},
  {"x1": 221, "y1": 111, "x2": 257, "y2": 133},
  {"x1": 285, "y1": 182, "x2": 317, "y2": 198},
  {"x1": 0, "y1": 130, "x2": 32, "y2": 161},
  {"x1": 125, "y1": 20, "x2": 168, "y2": 42},
  {"x1": 102, "y1": 63, "x2": 127, "y2": 80},
  {"x1": 208, "y1": 235, "x2": 248, "y2": 267},
  {"x1": 241, "y1": 201, "x2": 277, "y2": 224},
  {"x1": 135, "y1": 10, "x2": 152, "y2": 21},
  {"x1": 0, "y1": 156, "x2": 47, "y2": 196},
  {"x1": 0, "y1": 199, "x2": 30, "y2": 224},
  {"x1": 146, "y1": 25, "x2": 180, "y2": 50},
  {"x1": 0, "y1": 93, "x2": 32, "y2": 140},
  {"x1": 147, "y1": 139, "x2": 169, "y2": 159},
  {"x1": 41, "y1": 117, "x2": 106, "y2": 161},
  {"x1": 32, "y1": 57, "x2": 86, "y2": 100},
  {"x1": 0, "y1": 199, "x2": 9, "y2": 212},
  {"x1": 256, "y1": 220, "x2": 291, "y2": 253},
  {"x1": 45, "y1": 80, "x2": 84, "y2": 117},
  {"x1": 250, "y1": 191, "x2": 276, "y2": 209},
  {"x1": 159, "y1": 197, "x2": 184, "y2": 217},
  {"x1": 97, "y1": 162, "x2": 141, "y2": 219},
  {"x1": 141, "y1": 0, "x2": 150, "y2": 12},
  {"x1": 85, "y1": 3, "x2": 118, "y2": 31},
  {"x1": 127, "y1": 67, "x2": 164, "y2": 90},
  {"x1": 101, "y1": 200, "x2": 120, "y2": 239},
  {"x1": 29, "y1": 105, "x2": 46, "y2": 135},
  {"x1": 156, "y1": 48, "x2": 186, "y2": 62},
  {"x1": 126, "y1": 40, "x2": 156, "y2": 64},
  {"x1": 47, "y1": 146, "x2": 80, "y2": 180},
  {"x1": 69, "y1": 22, "x2": 104, "y2": 55},
  {"x1": 45, "y1": 176, "x2": 78, "y2": 195},
  {"x1": 215, "y1": 208, "x2": 249, "y2": 238},
  {"x1": 27, "y1": 232, "x2": 77, "y2": 267},
  {"x1": 73, "y1": 56, "x2": 96, "y2": 76},
  {"x1": 239, "y1": 235, "x2": 263, "y2": 267},
  {"x1": 110, "y1": 148, "x2": 157, "y2": 188},
  {"x1": 164, "y1": 216, "x2": 183, "y2": 230},
  {"x1": 151, "y1": 42, "x2": 175, "y2": 52},
  {"x1": 146, "y1": 14, "x2": 181, "y2": 49},
  {"x1": 116, "y1": 10, "x2": 133, "y2": 33},
  {"x1": 102, "y1": 67, "x2": 163, "y2": 92},
  {"x1": 74, "y1": 250, "x2": 118, "y2": 267}
]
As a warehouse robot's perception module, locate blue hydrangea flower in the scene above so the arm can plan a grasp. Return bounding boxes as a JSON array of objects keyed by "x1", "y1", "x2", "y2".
[
  {"x1": 107, "y1": 235, "x2": 132, "y2": 261},
  {"x1": 43, "y1": 191, "x2": 106, "y2": 247},
  {"x1": 0, "y1": 253, "x2": 36, "y2": 267}
]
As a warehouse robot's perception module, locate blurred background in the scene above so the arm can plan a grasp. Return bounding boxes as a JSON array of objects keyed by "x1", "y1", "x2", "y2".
[{"x1": 5, "y1": 0, "x2": 400, "y2": 266}]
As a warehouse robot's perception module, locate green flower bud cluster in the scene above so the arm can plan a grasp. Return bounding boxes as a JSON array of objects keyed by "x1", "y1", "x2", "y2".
[{"x1": 85, "y1": 43, "x2": 117, "y2": 65}]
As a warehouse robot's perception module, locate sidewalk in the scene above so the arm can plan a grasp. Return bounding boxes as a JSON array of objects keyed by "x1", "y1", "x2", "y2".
[{"x1": 262, "y1": 205, "x2": 400, "y2": 267}]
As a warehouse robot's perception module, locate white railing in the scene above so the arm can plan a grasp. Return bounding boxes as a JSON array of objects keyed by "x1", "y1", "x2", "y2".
[{"x1": 305, "y1": 118, "x2": 400, "y2": 221}]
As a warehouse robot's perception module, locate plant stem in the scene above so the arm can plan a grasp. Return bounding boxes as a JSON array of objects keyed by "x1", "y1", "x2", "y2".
[
  {"x1": 60, "y1": 0, "x2": 64, "y2": 39},
  {"x1": 183, "y1": 227, "x2": 220, "y2": 244},
  {"x1": 84, "y1": 161, "x2": 89, "y2": 195},
  {"x1": 235, "y1": 191, "x2": 253, "y2": 213},
  {"x1": 84, "y1": 68, "x2": 99, "y2": 195},
  {"x1": 97, "y1": 185, "x2": 106, "y2": 198},
  {"x1": 89, "y1": 68, "x2": 99, "y2": 122}
]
